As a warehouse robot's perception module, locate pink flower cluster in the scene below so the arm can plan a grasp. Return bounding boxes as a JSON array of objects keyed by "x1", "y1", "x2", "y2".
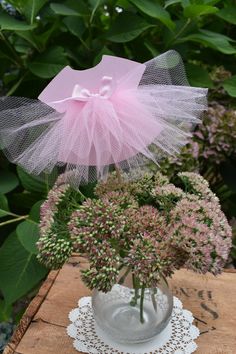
[
  {"x1": 37, "y1": 181, "x2": 73, "y2": 268},
  {"x1": 37, "y1": 170, "x2": 232, "y2": 290},
  {"x1": 169, "y1": 197, "x2": 232, "y2": 274},
  {"x1": 39, "y1": 183, "x2": 70, "y2": 237}
]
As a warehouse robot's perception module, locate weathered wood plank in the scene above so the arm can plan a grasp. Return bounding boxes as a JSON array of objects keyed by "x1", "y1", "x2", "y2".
[
  {"x1": 3, "y1": 270, "x2": 60, "y2": 354},
  {"x1": 16, "y1": 322, "x2": 78, "y2": 354},
  {"x1": 169, "y1": 270, "x2": 236, "y2": 354},
  {"x1": 4, "y1": 257, "x2": 236, "y2": 354}
]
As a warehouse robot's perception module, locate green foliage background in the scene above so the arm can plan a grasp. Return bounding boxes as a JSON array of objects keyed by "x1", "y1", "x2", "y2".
[{"x1": 0, "y1": 0, "x2": 236, "y2": 332}]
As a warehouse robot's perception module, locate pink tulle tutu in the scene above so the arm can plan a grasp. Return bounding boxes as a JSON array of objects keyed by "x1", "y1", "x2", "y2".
[{"x1": 0, "y1": 50, "x2": 207, "y2": 185}]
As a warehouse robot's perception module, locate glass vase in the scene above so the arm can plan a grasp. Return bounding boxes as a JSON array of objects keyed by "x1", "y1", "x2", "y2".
[{"x1": 92, "y1": 272, "x2": 173, "y2": 344}]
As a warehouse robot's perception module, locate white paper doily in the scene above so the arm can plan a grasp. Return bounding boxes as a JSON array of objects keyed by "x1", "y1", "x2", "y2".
[{"x1": 67, "y1": 296, "x2": 199, "y2": 354}]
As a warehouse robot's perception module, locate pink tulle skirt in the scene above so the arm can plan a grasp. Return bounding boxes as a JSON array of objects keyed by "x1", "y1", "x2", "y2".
[{"x1": 0, "y1": 51, "x2": 207, "y2": 185}]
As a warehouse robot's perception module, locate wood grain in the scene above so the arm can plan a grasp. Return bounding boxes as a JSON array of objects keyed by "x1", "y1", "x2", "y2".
[{"x1": 3, "y1": 257, "x2": 236, "y2": 354}]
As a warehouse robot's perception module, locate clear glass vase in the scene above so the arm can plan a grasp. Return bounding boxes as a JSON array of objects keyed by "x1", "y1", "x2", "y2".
[{"x1": 92, "y1": 272, "x2": 173, "y2": 344}]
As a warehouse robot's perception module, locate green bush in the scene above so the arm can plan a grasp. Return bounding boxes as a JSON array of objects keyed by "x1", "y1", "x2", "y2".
[
  {"x1": 0, "y1": 0, "x2": 236, "y2": 97},
  {"x1": 0, "y1": 0, "x2": 236, "y2": 331}
]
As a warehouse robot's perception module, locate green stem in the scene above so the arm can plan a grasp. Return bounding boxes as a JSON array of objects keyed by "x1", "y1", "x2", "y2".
[
  {"x1": 6, "y1": 72, "x2": 27, "y2": 96},
  {"x1": 140, "y1": 285, "x2": 145, "y2": 324},
  {"x1": 130, "y1": 274, "x2": 139, "y2": 306},
  {"x1": 89, "y1": 0, "x2": 101, "y2": 24},
  {"x1": 165, "y1": 18, "x2": 191, "y2": 48},
  {"x1": 0, "y1": 31, "x2": 23, "y2": 67},
  {"x1": 151, "y1": 288, "x2": 157, "y2": 312},
  {"x1": 0, "y1": 215, "x2": 28, "y2": 227},
  {"x1": 78, "y1": 189, "x2": 87, "y2": 201}
]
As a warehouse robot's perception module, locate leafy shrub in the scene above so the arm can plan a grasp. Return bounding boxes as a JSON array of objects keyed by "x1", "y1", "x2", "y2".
[
  {"x1": 160, "y1": 102, "x2": 236, "y2": 216},
  {"x1": 0, "y1": 0, "x2": 236, "y2": 97}
]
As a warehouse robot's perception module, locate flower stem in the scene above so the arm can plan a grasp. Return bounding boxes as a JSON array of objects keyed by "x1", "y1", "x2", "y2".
[
  {"x1": 140, "y1": 285, "x2": 145, "y2": 324},
  {"x1": 0, "y1": 215, "x2": 28, "y2": 227},
  {"x1": 151, "y1": 288, "x2": 157, "y2": 312},
  {"x1": 130, "y1": 274, "x2": 140, "y2": 306}
]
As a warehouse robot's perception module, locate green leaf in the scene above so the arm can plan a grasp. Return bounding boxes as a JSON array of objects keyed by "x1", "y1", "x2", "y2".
[
  {"x1": 20, "y1": 0, "x2": 48, "y2": 24},
  {"x1": 50, "y1": 0, "x2": 89, "y2": 15},
  {"x1": 29, "y1": 200, "x2": 43, "y2": 222},
  {"x1": 180, "y1": 29, "x2": 236, "y2": 54},
  {"x1": 186, "y1": 63, "x2": 213, "y2": 88},
  {"x1": 15, "y1": 30, "x2": 41, "y2": 51},
  {"x1": 10, "y1": 192, "x2": 42, "y2": 210},
  {"x1": 0, "y1": 232, "x2": 47, "y2": 305},
  {"x1": 0, "y1": 194, "x2": 9, "y2": 218},
  {"x1": 128, "y1": 0, "x2": 175, "y2": 30},
  {"x1": 223, "y1": 75, "x2": 236, "y2": 97},
  {"x1": 184, "y1": 5, "x2": 218, "y2": 18},
  {"x1": 164, "y1": 0, "x2": 181, "y2": 8},
  {"x1": 17, "y1": 167, "x2": 48, "y2": 194},
  {"x1": 17, "y1": 220, "x2": 39, "y2": 254},
  {"x1": 28, "y1": 46, "x2": 68, "y2": 78},
  {"x1": 0, "y1": 12, "x2": 36, "y2": 31},
  {"x1": 106, "y1": 12, "x2": 154, "y2": 43},
  {"x1": 89, "y1": 0, "x2": 103, "y2": 23},
  {"x1": 204, "y1": 0, "x2": 221, "y2": 5},
  {"x1": 0, "y1": 300, "x2": 12, "y2": 322},
  {"x1": 63, "y1": 16, "x2": 86, "y2": 40},
  {"x1": 93, "y1": 46, "x2": 114, "y2": 65},
  {"x1": 0, "y1": 171, "x2": 19, "y2": 194},
  {"x1": 144, "y1": 41, "x2": 160, "y2": 57},
  {"x1": 216, "y1": 7, "x2": 236, "y2": 25},
  {"x1": 181, "y1": 0, "x2": 191, "y2": 7},
  {"x1": 50, "y1": 3, "x2": 79, "y2": 15},
  {"x1": 17, "y1": 201, "x2": 43, "y2": 254}
]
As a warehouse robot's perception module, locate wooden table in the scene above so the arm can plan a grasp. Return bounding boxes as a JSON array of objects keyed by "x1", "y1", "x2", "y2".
[{"x1": 3, "y1": 256, "x2": 236, "y2": 354}]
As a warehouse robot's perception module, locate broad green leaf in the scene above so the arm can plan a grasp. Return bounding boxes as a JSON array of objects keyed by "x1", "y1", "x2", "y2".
[
  {"x1": 28, "y1": 46, "x2": 68, "y2": 78},
  {"x1": 0, "y1": 12, "x2": 36, "y2": 31},
  {"x1": 0, "y1": 171, "x2": 19, "y2": 194},
  {"x1": 204, "y1": 0, "x2": 221, "y2": 5},
  {"x1": 17, "y1": 219, "x2": 39, "y2": 254},
  {"x1": 0, "y1": 300, "x2": 12, "y2": 322},
  {"x1": 0, "y1": 194, "x2": 9, "y2": 217},
  {"x1": 0, "y1": 232, "x2": 47, "y2": 305},
  {"x1": 14, "y1": 37, "x2": 32, "y2": 54},
  {"x1": 106, "y1": 12, "x2": 154, "y2": 43},
  {"x1": 50, "y1": 3, "x2": 79, "y2": 16},
  {"x1": 128, "y1": 0, "x2": 175, "y2": 30},
  {"x1": 93, "y1": 46, "x2": 114, "y2": 65},
  {"x1": 216, "y1": 7, "x2": 236, "y2": 25},
  {"x1": 19, "y1": 0, "x2": 48, "y2": 24},
  {"x1": 180, "y1": 30, "x2": 236, "y2": 54},
  {"x1": 223, "y1": 76, "x2": 236, "y2": 97},
  {"x1": 15, "y1": 31, "x2": 41, "y2": 51},
  {"x1": 186, "y1": 63, "x2": 213, "y2": 88},
  {"x1": 184, "y1": 5, "x2": 218, "y2": 18},
  {"x1": 89, "y1": 0, "x2": 103, "y2": 23},
  {"x1": 63, "y1": 16, "x2": 86, "y2": 40},
  {"x1": 164, "y1": 0, "x2": 181, "y2": 8},
  {"x1": 29, "y1": 200, "x2": 44, "y2": 222},
  {"x1": 10, "y1": 192, "x2": 43, "y2": 210},
  {"x1": 17, "y1": 202, "x2": 43, "y2": 254},
  {"x1": 181, "y1": 0, "x2": 191, "y2": 7},
  {"x1": 17, "y1": 167, "x2": 48, "y2": 194},
  {"x1": 66, "y1": 0, "x2": 89, "y2": 15},
  {"x1": 144, "y1": 41, "x2": 160, "y2": 57}
]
